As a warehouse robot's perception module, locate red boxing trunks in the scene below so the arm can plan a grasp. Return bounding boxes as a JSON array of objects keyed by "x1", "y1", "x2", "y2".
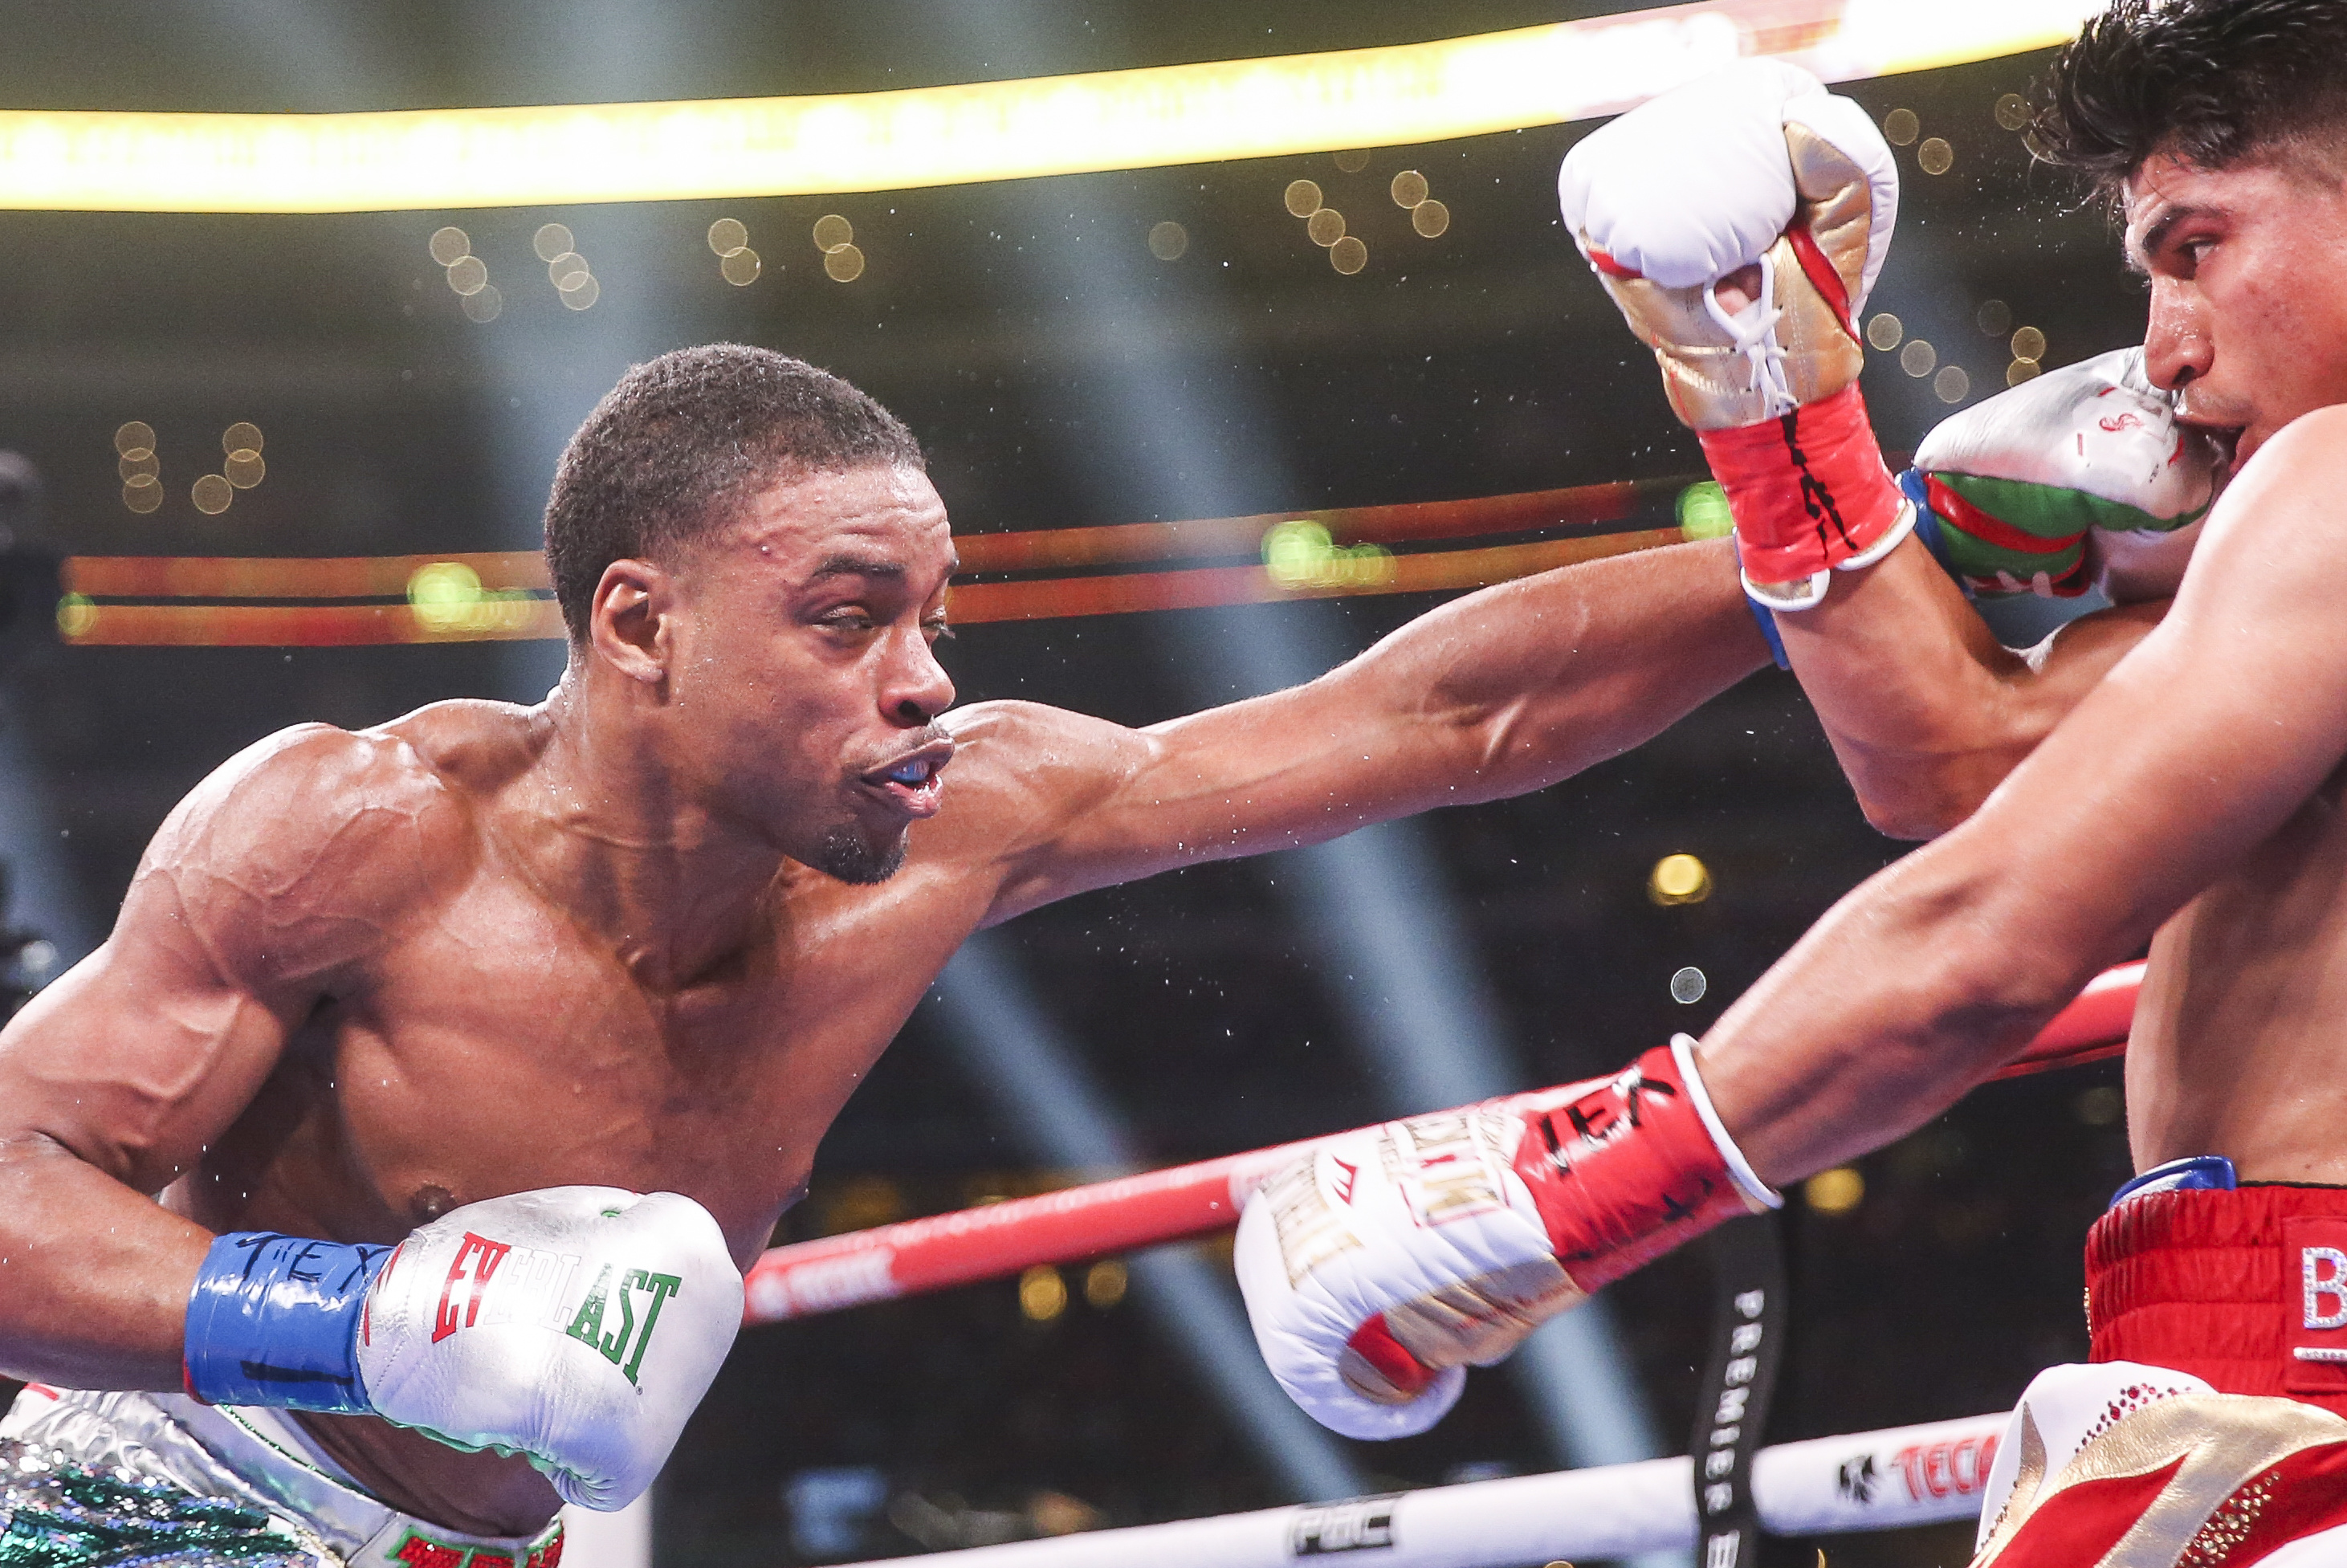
[{"x1": 2087, "y1": 1183, "x2": 2347, "y2": 1418}]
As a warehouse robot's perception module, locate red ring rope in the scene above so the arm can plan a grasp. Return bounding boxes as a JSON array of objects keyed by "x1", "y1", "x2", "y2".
[{"x1": 744, "y1": 962, "x2": 2144, "y2": 1323}]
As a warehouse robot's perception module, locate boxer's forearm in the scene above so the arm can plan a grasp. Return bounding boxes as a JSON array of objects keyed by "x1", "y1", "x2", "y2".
[
  {"x1": 1339, "y1": 536, "x2": 1769, "y2": 807},
  {"x1": 980, "y1": 539, "x2": 1768, "y2": 915},
  {"x1": 0, "y1": 1131, "x2": 209, "y2": 1389},
  {"x1": 1146, "y1": 536, "x2": 1768, "y2": 835},
  {"x1": 1779, "y1": 539, "x2": 2162, "y2": 839},
  {"x1": 1691, "y1": 849, "x2": 2096, "y2": 1184}
]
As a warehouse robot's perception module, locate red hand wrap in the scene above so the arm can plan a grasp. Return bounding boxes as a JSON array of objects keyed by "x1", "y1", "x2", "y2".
[
  {"x1": 1697, "y1": 385, "x2": 1905, "y2": 586},
  {"x1": 1506, "y1": 1045, "x2": 1754, "y2": 1296}
]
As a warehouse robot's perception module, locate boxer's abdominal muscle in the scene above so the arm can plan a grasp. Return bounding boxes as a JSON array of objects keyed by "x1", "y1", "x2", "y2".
[{"x1": 2124, "y1": 767, "x2": 2347, "y2": 1185}]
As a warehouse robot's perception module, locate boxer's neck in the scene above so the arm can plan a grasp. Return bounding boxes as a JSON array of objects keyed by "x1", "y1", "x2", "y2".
[{"x1": 502, "y1": 670, "x2": 790, "y2": 992}]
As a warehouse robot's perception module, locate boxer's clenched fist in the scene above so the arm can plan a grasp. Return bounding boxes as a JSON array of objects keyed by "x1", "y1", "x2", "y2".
[
  {"x1": 185, "y1": 1187, "x2": 743, "y2": 1510},
  {"x1": 1560, "y1": 59, "x2": 1906, "y2": 607},
  {"x1": 1236, "y1": 1038, "x2": 1776, "y2": 1440}
]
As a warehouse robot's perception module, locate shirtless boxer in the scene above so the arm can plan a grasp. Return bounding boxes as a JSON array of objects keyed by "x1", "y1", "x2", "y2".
[
  {"x1": 1240, "y1": 5, "x2": 2347, "y2": 1560},
  {"x1": 0, "y1": 344, "x2": 1775, "y2": 1565}
]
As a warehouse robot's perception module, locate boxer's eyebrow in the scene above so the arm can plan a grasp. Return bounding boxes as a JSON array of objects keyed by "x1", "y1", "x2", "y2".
[
  {"x1": 2125, "y1": 204, "x2": 2214, "y2": 275},
  {"x1": 806, "y1": 553, "x2": 905, "y2": 582}
]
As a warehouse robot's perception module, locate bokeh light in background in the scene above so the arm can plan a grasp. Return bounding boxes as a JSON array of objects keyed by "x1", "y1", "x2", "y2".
[
  {"x1": 1805, "y1": 1167, "x2": 1866, "y2": 1215},
  {"x1": 1648, "y1": 853, "x2": 1712, "y2": 906}
]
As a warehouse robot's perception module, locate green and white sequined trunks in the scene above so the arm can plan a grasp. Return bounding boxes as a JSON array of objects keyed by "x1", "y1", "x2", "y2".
[{"x1": 0, "y1": 1387, "x2": 562, "y2": 1568}]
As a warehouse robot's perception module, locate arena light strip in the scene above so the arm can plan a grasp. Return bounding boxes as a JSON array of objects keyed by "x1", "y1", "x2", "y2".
[
  {"x1": 829, "y1": 1412, "x2": 2007, "y2": 1566},
  {"x1": 54, "y1": 479, "x2": 1693, "y2": 646},
  {"x1": 0, "y1": 0, "x2": 2097, "y2": 212},
  {"x1": 744, "y1": 962, "x2": 2139, "y2": 1322}
]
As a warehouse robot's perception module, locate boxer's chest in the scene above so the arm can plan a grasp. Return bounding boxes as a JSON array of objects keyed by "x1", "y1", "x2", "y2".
[{"x1": 206, "y1": 853, "x2": 986, "y2": 1263}]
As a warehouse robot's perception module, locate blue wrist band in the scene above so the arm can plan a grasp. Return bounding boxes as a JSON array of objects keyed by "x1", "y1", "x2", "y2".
[
  {"x1": 1726, "y1": 536, "x2": 1791, "y2": 670},
  {"x1": 1743, "y1": 595, "x2": 1788, "y2": 671},
  {"x1": 184, "y1": 1232, "x2": 390, "y2": 1414}
]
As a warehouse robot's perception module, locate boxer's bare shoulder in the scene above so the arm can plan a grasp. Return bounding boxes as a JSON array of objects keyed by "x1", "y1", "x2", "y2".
[{"x1": 132, "y1": 707, "x2": 520, "y2": 988}]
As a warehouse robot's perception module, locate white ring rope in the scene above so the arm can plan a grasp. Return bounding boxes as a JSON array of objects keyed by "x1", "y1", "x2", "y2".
[{"x1": 834, "y1": 1411, "x2": 2007, "y2": 1566}]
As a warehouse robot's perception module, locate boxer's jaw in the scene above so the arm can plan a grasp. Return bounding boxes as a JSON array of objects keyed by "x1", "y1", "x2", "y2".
[
  {"x1": 2125, "y1": 151, "x2": 2347, "y2": 471},
  {"x1": 658, "y1": 462, "x2": 957, "y2": 882}
]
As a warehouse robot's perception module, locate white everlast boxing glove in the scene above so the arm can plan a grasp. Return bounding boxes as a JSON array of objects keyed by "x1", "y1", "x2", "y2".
[
  {"x1": 1906, "y1": 347, "x2": 2220, "y2": 605},
  {"x1": 1559, "y1": 59, "x2": 1905, "y2": 609},
  {"x1": 184, "y1": 1187, "x2": 743, "y2": 1511},
  {"x1": 1236, "y1": 1039, "x2": 1777, "y2": 1440}
]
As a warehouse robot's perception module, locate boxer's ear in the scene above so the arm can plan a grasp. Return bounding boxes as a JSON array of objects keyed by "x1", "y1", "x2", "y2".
[{"x1": 589, "y1": 557, "x2": 674, "y2": 686}]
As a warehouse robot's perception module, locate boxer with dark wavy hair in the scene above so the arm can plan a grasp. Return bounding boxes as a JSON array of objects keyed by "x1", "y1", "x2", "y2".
[
  {"x1": 1244, "y1": 6, "x2": 2347, "y2": 1563},
  {"x1": 2037, "y1": 0, "x2": 2347, "y2": 193}
]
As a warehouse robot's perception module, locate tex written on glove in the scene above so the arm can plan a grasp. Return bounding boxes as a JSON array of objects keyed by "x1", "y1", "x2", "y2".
[
  {"x1": 1908, "y1": 346, "x2": 2221, "y2": 605},
  {"x1": 1235, "y1": 1037, "x2": 1778, "y2": 1440},
  {"x1": 1559, "y1": 59, "x2": 1906, "y2": 609},
  {"x1": 183, "y1": 1186, "x2": 744, "y2": 1512}
]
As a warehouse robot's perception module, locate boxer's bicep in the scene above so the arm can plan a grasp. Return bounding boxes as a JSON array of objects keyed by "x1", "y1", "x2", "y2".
[
  {"x1": 1978, "y1": 434, "x2": 2347, "y2": 951},
  {"x1": 0, "y1": 886, "x2": 306, "y2": 1195},
  {"x1": 0, "y1": 724, "x2": 442, "y2": 1191},
  {"x1": 955, "y1": 690, "x2": 1437, "y2": 920}
]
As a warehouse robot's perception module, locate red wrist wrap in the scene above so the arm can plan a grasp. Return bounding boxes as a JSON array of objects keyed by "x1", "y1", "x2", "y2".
[
  {"x1": 1506, "y1": 1045, "x2": 1752, "y2": 1296},
  {"x1": 1698, "y1": 385, "x2": 1905, "y2": 586}
]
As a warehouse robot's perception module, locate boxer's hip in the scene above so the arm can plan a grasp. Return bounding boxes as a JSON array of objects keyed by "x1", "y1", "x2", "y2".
[
  {"x1": 1971, "y1": 1360, "x2": 2347, "y2": 1566},
  {"x1": 0, "y1": 1384, "x2": 564, "y2": 1568},
  {"x1": 2086, "y1": 1179, "x2": 2347, "y2": 1416}
]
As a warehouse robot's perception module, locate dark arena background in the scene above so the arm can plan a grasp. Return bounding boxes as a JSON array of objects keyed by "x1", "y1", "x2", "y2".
[{"x1": 0, "y1": 4, "x2": 2146, "y2": 1566}]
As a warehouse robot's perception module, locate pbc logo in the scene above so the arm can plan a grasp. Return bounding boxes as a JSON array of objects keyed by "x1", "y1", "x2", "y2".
[{"x1": 1290, "y1": 1496, "x2": 1399, "y2": 1555}]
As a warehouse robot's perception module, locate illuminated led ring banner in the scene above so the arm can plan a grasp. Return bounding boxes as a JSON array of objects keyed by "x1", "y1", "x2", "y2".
[
  {"x1": 828, "y1": 1411, "x2": 2010, "y2": 1566},
  {"x1": 744, "y1": 963, "x2": 2139, "y2": 1321},
  {"x1": 55, "y1": 479, "x2": 1697, "y2": 646},
  {"x1": 0, "y1": 0, "x2": 2096, "y2": 212}
]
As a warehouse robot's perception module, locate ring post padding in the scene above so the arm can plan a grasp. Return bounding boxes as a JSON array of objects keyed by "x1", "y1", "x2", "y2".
[
  {"x1": 1690, "y1": 1214, "x2": 1789, "y2": 1565},
  {"x1": 825, "y1": 1411, "x2": 2007, "y2": 1566}
]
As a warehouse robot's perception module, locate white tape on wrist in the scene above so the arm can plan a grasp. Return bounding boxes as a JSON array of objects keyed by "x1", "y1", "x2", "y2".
[
  {"x1": 1668, "y1": 1033, "x2": 1783, "y2": 1210},
  {"x1": 1740, "y1": 495, "x2": 1915, "y2": 613},
  {"x1": 1741, "y1": 567, "x2": 1830, "y2": 612}
]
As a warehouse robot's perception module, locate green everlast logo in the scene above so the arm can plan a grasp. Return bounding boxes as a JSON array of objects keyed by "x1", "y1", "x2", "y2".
[{"x1": 563, "y1": 1265, "x2": 682, "y2": 1385}]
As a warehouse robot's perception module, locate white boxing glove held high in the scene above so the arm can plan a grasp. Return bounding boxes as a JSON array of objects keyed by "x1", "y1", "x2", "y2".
[{"x1": 1559, "y1": 58, "x2": 1895, "y2": 308}]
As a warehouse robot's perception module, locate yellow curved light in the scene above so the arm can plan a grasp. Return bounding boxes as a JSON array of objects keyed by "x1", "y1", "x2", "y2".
[{"x1": 0, "y1": 0, "x2": 2096, "y2": 214}]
